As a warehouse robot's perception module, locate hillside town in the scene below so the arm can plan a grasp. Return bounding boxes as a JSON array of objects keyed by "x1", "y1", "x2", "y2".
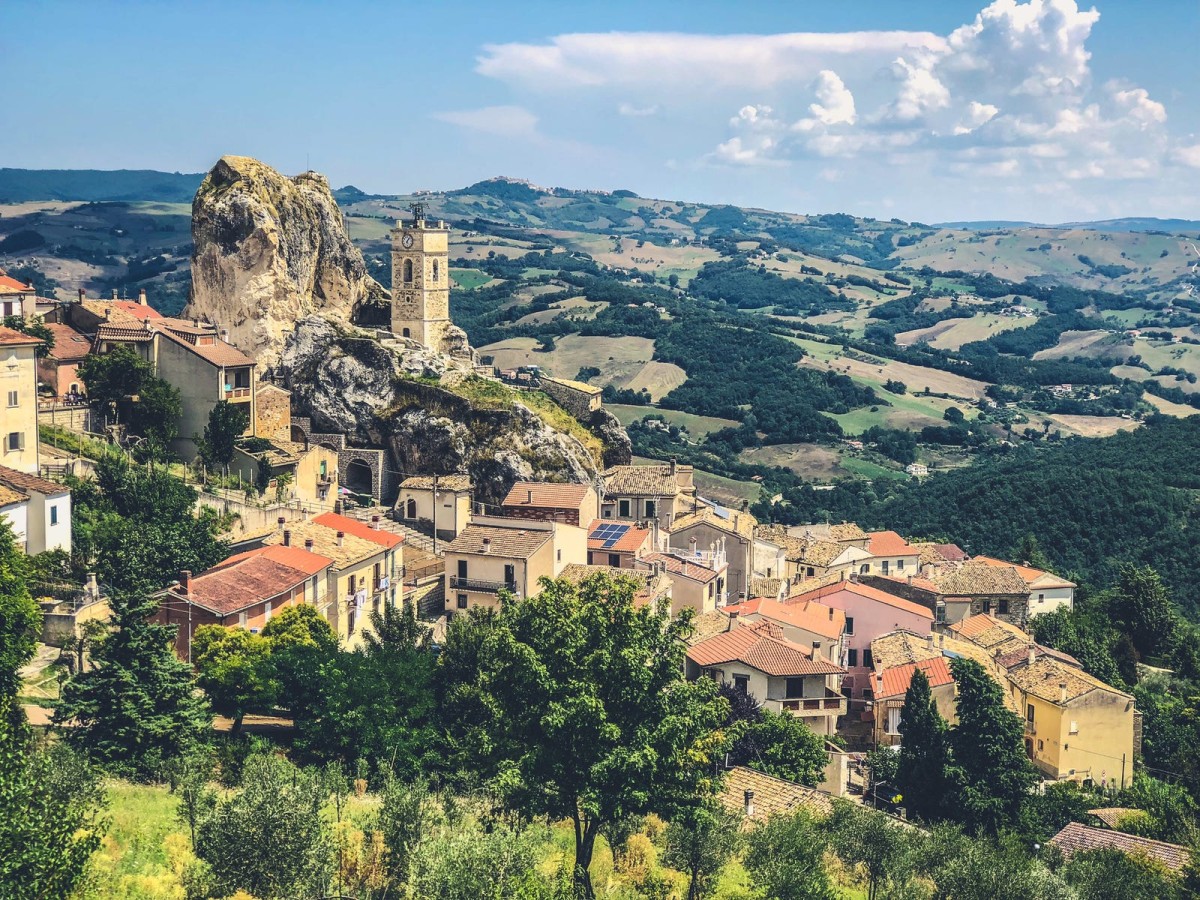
[{"x1": 3, "y1": 196, "x2": 1181, "y2": 900}]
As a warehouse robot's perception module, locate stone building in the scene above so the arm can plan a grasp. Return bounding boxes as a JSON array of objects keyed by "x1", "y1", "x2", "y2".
[
  {"x1": 391, "y1": 205, "x2": 452, "y2": 353},
  {"x1": 539, "y1": 376, "x2": 602, "y2": 419}
]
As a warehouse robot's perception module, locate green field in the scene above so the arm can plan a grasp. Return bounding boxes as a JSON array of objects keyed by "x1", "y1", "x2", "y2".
[
  {"x1": 608, "y1": 403, "x2": 739, "y2": 437},
  {"x1": 450, "y1": 266, "x2": 493, "y2": 290}
]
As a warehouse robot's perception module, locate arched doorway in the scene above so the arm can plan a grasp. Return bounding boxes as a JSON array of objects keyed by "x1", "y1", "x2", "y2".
[
  {"x1": 290, "y1": 424, "x2": 307, "y2": 444},
  {"x1": 345, "y1": 459, "x2": 373, "y2": 495},
  {"x1": 405, "y1": 498, "x2": 417, "y2": 519}
]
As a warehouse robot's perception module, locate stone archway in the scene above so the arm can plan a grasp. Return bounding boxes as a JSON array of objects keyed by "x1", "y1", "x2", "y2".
[{"x1": 344, "y1": 459, "x2": 374, "y2": 495}]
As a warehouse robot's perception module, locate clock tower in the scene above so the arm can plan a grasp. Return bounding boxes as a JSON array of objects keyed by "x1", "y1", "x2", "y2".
[{"x1": 390, "y1": 202, "x2": 451, "y2": 351}]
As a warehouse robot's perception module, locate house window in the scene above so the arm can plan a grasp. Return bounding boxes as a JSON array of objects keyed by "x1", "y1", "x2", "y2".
[
  {"x1": 608, "y1": 553, "x2": 620, "y2": 567},
  {"x1": 1, "y1": 302, "x2": 11, "y2": 317},
  {"x1": 618, "y1": 499, "x2": 631, "y2": 517},
  {"x1": 457, "y1": 593, "x2": 468, "y2": 609},
  {"x1": 4, "y1": 432, "x2": 23, "y2": 452},
  {"x1": 1038, "y1": 593, "x2": 1045, "y2": 603},
  {"x1": 457, "y1": 559, "x2": 468, "y2": 580},
  {"x1": 587, "y1": 551, "x2": 594, "y2": 565},
  {"x1": 998, "y1": 598, "x2": 1010, "y2": 615},
  {"x1": 49, "y1": 505, "x2": 58, "y2": 526},
  {"x1": 881, "y1": 560, "x2": 890, "y2": 575},
  {"x1": 886, "y1": 707, "x2": 902, "y2": 735},
  {"x1": 983, "y1": 600, "x2": 993, "y2": 615},
  {"x1": 860, "y1": 563, "x2": 870, "y2": 575},
  {"x1": 402, "y1": 328, "x2": 411, "y2": 338},
  {"x1": 861, "y1": 688, "x2": 874, "y2": 701},
  {"x1": 1069, "y1": 721, "x2": 1079, "y2": 735},
  {"x1": 1038, "y1": 739, "x2": 1044, "y2": 751},
  {"x1": 806, "y1": 566, "x2": 815, "y2": 577},
  {"x1": 403, "y1": 259, "x2": 414, "y2": 283},
  {"x1": 1026, "y1": 704, "x2": 1035, "y2": 724},
  {"x1": 645, "y1": 500, "x2": 657, "y2": 518},
  {"x1": 557, "y1": 549, "x2": 562, "y2": 562},
  {"x1": 6, "y1": 391, "x2": 16, "y2": 408},
  {"x1": 785, "y1": 677, "x2": 804, "y2": 698},
  {"x1": 863, "y1": 649, "x2": 873, "y2": 669},
  {"x1": 504, "y1": 563, "x2": 516, "y2": 586},
  {"x1": 896, "y1": 559, "x2": 905, "y2": 571},
  {"x1": 732, "y1": 674, "x2": 749, "y2": 695},
  {"x1": 847, "y1": 648, "x2": 858, "y2": 667},
  {"x1": 708, "y1": 582, "x2": 714, "y2": 598},
  {"x1": 935, "y1": 603, "x2": 946, "y2": 624},
  {"x1": 845, "y1": 616, "x2": 854, "y2": 635}
]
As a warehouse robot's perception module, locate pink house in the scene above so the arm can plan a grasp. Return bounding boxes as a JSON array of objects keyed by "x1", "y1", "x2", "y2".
[{"x1": 785, "y1": 578, "x2": 933, "y2": 707}]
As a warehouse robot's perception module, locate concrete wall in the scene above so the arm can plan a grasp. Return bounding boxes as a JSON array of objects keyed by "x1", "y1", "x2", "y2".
[
  {"x1": 1028, "y1": 585, "x2": 1074, "y2": 617},
  {"x1": 1022, "y1": 688, "x2": 1134, "y2": 789},
  {"x1": 0, "y1": 500, "x2": 28, "y2": 552}
]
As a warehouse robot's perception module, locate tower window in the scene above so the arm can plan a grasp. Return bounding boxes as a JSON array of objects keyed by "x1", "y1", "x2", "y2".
[
  {"x1": 403, "y1": 259, "x2": 414, "y2": 283},
  {"x1": 402, "y1": 328, "x2": 410, "y2": 338},
  {"x1": 433, "y1": 260, "x2": 439, "y2": 282}
]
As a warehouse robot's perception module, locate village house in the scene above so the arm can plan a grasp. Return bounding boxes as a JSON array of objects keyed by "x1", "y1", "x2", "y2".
[
  {"x1": 686, "y1": 620, "x2": 847, "y2": 736},
  {"x1": 719, "y1": 766, "x2": 834, "y2": 826},
  {"x1": 587, "y1": 519, "x2": 652, "y2": 568},
  {"x1": 861, "y1": 560, "x2": 1033, "y2": 627},
  {"x1": 861, "y1": 530, "x2": 922, "y2": 577},
  {"x1": 501, "y1": 481, "x2": 598, "y2": 527},
  {"x1": 557, "y1": 561, "x2": 673, "y2": 610},
  {"x1": 0, "y1": 467, "x2": 72, "y2": 554},
  {"x1": 538, "y1": 375, "x2": 603, "y2": 419},
  {"x1": 669, "y1": 504, "x2": 757, "y2": 599},
  {"x1": 38, "y1": 322, "x2": 92, "y2": 401},
  {"x1": 395, "y1": 474, "x2": 472, "y2": 541},
  {"x1": 643, "y1": 549, "x2": 727, "y2": 615},
  {"x1": 786, "y1": 578, "x2": 934, "y2": 706},
  {"x1": 723, "y1": 596, "x2": 845, "y2": 665},
  {"x1": 601, "y1": 460, "x2": 696, "y2": 529},
  {"x1": 229, "y1": 437, "x2": 338, "y2": 506},
  {"x1": 155, "y1": 543, "x2": 333, "y2": 660},
  {"x1": 262, "y1": 513, "x2": 403, "y2": 647},
  {"x1": 1048, "y1": 823, "x2": 1189, "y2": 874},
  {"x1": 0, "y1": 272, "x2": 36, "y2": 318},
  {"x1": 972, "y1": 555, "x2": 1075, "y2": 616},
  {"x1": 754, "y1": 524, "x2": 870, "y2": 586},
  {"x1": 444, "y1": 515, "x2": 585, "y2": 614}
]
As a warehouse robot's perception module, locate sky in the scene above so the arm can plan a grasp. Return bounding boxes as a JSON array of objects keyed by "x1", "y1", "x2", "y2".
[{"x1": 2, "y1": 0, "x2": 1199, "y2": 223}]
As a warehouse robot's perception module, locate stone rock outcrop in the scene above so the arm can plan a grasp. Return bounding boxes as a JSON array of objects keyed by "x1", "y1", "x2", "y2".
[
  {"x1": 186, "y1": 155, "x2": 387, "y2": 369},
  {"x1": 279, "y1": 316, "x2": 605, "y2": 504}
]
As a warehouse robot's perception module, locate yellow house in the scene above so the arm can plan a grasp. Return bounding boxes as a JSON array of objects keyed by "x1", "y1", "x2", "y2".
[
  {"x1": 230, "y1": 438, "x2": 338, "y2": 506},
  {"x1": 1010, "y1": 655, "x2": 1135, "y2": 789},
  {"x1": 0, "y1": 326, "x2": 43, "y2": 475},
  {"x1": 396, "y1": 474, "x2": 472, "y2": 540}
]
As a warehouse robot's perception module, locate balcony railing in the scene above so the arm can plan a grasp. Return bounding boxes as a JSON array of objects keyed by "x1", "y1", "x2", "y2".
[
  {"x1": 224, "y1": 386, "x2": 252, "y2": 400},
  {"x1": 1025, "y1": 720, "x2": 1037, "y2": 736},
  {"x1": 449, "y1": 575, "x2": 517, "y2": 594},
  {"x1": 771, "y1": 690, "x2": 847, "y2": 716}
]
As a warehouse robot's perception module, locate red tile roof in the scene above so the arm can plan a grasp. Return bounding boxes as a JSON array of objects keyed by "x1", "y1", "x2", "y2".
[
  {"x1": 867, "y1": 530, "x2": 919, "y2": 557},
  {"x1": 934, "y1": 543, "x2": 969, "y2": 562},
  {"x1": 876, "y1": 656, "x2": 954, "y2": 700},
  {"x1": 111, "y1": 301, "x2": 163, "y2": 321},
  {"x1": 223, "y1": 543, "x2": 333, "y2": 577},
  {"x1": 0, "y1": 465, "x2": 68, "y2": 496},
  {"x1": 785, "y1": 579, "x2": 933, "y2": 620},
  {"x1": 724, "y1": 596, "x2": 844, "y2": 640},
  {"x1": 313, "y1": 512, "x2": 403, "y2": 550},
  {"x1": 645, "y1": 551, "x2": 722, "y2": 584},
  {"x1": 0, "y1": 326, "x2": 42, "y2": 348},
  {"x1": 687, "y1": 624, "x2": 846, "y2": 677},
  {"x1": 44, "y1": 323, "x2": 92, "y2": 362},
  {"x1": 1049, "y1": 822, "x2": 1189, "y2": 872},
  {"x1": 155, "y1": 325, "x2": 256, "y2": 367},
  {"x1": 174, "y1": 556, "x2": 314, "y2": 616},
  {"x1": 587, "y1": 519, "x2": 651, "y2": 553},
  {"x1": 972, "y1": 555, "x2": 1076, "y2": 589},
  {"x1": 0, "y1": 275, "x2": 32, "y2": 293},
  {"x1": 503, "y1": 481, "x2": 592, "y2": 510}
]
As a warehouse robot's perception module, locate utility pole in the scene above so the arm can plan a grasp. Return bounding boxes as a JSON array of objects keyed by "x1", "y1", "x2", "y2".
[{"x1": 431, "y1": 472, "x2": 438, "y2": 557}]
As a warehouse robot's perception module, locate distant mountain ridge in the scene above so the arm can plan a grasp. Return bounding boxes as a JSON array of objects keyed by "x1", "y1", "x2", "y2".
[
  {"x1": 0, "y1": 168, "x2": 205, "y2": 203},
  {"x1": 939, "y1": 216, "x2": 1200, "y2": 234}
]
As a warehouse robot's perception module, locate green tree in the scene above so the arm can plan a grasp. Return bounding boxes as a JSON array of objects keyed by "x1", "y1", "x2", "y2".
[
  {"x1": 1117, "y1": 775, "x2": 1199, "y2": 844},
  {"x1": 742, "y1": 809, "x2": 836, "y2": 900},
  {"x1": 410, "y1": 822, "x2": 548, "y2": 900},
  {"x1": 3, "y1": 314, "x2": 54, "y2": 357},
  {"x1": 256, "y1": 453, "x2": 273, "y2": 495},
  {"x1": 825, "y1": 801, "x2": 923, "y2": 900},
  {"x1": 1063, "y1": 847, "x2": 1183, "y2": 900},
  {"x1": 741, "y1": 709, "x2": 828, "y2": 786},
  {"x1": 376, "y1": 777, "x2": 435, "y2": 893},
  {"x1": 1009, "y1": 533, "x2": 1053, "y2": 572},
  {"x1": 1111, "y1": 565, "x2": 1177, "y2": 659},
  {"x1": 129, "y1": 375, "x2": 181, "y2": 459},
  {"x1": 0, "y1": 531, "x2": 36, "y2": 700},
  {"x1": 918, "y1": 827, "x2": 1071, "y2": 900},
  {"x1": 56, "y1": 590, "x2": 211, "y2": 777},
  {"x1": 1018, "y1": 781, "x2": 1096, "y2": 844},
  {"x1": 78, "y1": 343, "x2": 154, "y2": 418},
  {"x1": 193, "y1": 625, "x2": 275, "y2": 736},
  {"x1": 198, "y1": 400, "x2": 251, "y2": 469},
  {"x1": 895, "y1": 668, "x2": 949, "y2": 822},
  {"x1": 945, "y1": 658, "x2": 1038, "y2": 835},
  {"x1": 437, "y1": 573, "x2": 728, "y2": 899},
  {"x1": 194, "y1": 752, "x2": 333, "y2": 899},
  {"x1": 663, "y1": 800, "x2": 741, "y2": 900}
]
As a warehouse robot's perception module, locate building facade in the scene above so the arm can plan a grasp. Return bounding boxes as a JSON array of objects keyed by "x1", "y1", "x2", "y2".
[{"x1": 391, "y1": 209, "x2": 452, "y2": 352}]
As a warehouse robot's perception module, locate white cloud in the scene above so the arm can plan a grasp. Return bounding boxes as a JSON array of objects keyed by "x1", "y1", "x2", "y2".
[
  {"x1": 953, "y1": 100, "x2": 1000, "y2": 135},
  {"x1": 618, "y1": 102, "x2": 659, "y2": 117},
  {"x1": 1174, "y1": 144, "x2": 1200, "y2": 169},
  {"x1": 808, "y1": 70, "x2": 856, "y2": 125},
  {"x1": 435, "y1": 105, "x2": 540, "y2": 139},
  {"x1": 1113, "y1": 88, "x2": 1166, "y2": 126}
]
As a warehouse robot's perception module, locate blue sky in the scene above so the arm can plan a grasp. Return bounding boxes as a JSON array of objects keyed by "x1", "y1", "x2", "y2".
[{"x1": 2, "y1": 0, "x2": 1198, "y2": 222}]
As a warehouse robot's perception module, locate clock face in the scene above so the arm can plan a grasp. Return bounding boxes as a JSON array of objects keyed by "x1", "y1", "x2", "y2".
[{"x1": 401, "y1": 233, "x2": 414, "y2": 249}]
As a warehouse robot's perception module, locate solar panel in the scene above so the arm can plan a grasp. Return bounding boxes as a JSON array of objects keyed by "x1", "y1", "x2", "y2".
[{"x1": 591, "y1": 522, "x2": 630, "y2": 548}]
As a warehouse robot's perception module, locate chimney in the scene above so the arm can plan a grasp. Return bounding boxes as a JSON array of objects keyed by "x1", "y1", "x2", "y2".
[
  {"x1": 849, "y1": 571, "x2": 859, "y2": 583},
  {"x1": 193, "y1": 318, "x2": 199, "y2": 328},
  {"x1": 828, "y1": 606, "x2": 833, "y2": 620},
  {"x1": 371, "y1": 514, "x2": 381, "y2": 530},
  {"x1": 138, "y1": 288, "x2": 147, "y2": 306},
  {"x1": 305, "y1": 538, "x2": 315, "y2": 552},
  {"x1": 670, "y1": 457, "x2": 677, "y2": 476},
  {"x1": 111, "y1": 289, "x2": 118, "y2": 300},
  {"x1": 337, "y1": 531, "x2": 345, "y2": 548},
  {"x1": 743, "y1": 790, "x2": 755, "y2": 818},
  {"x1": 1059, "y1": 682, "x2": 1068, "y2": 704},
  {"x1": 283, "y1": 529, "x2": 291, "y2": 547},
  {"x1": 482, "y1": 537, "x2": 491, "y2": 553},
  {"x1": 103, "y1": 308, "x2": 111, "y2": 321},
  {"x1": 77, "y1": 288, "x2": 85, "y2": 302},
  {"x1": 277, "y1": 516, "x2": 286, "y2": 532},
  {"x1": 734, "y1": 513, "x2": 740, "y2": 533},
  {"x1": 86, "y1": 572, "x2": 98, "y2": 599},
  {"x1": 1028, "y1": 647, "x2": 1036, "y2": 667},
  {"x1": 741, "y1": 499, "x2": 749, "y2": 513},
  {"x1": 927, "y1": 634, "x2": 935, "y2": 648},
  {"x1": 180, "y1": 570, "x2": 192, "y2": 597},
  {"x1": 527, "y1": 488, "x2": 533, "y2": 504},
  {"x1": 220, "y1": 327, "x2": 229, "y2": 343}
]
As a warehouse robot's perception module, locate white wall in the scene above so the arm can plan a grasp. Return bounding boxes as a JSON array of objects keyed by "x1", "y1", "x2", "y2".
[{"x1": 0, "y1": 500, "x2": 29, "y2": 552}]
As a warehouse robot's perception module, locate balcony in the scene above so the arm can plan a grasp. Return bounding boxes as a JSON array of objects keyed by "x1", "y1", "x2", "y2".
[
  {"x1": 449, "y1": 575, "x2": 517, "y2": 594},
  {"x1": 1025, "y1": 720, "x2": 1037, "y2": 736},
  {"x1": 769, "y1": 690, "x2": 847, "y2": 718},
  {"x1": 224, "y1": 386, "x2": 252, "y2": 401}
]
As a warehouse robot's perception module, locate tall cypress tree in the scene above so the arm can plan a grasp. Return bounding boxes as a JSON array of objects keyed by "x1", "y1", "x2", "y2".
[
  {"x1": 895, "y1": 667, "x2": 949, "y2": 822},
  {"x1": 56, "y1": 591, "x2": 210, "y2": 778},
  {"x1": 946, "y1": 657, "x2": 1038, "y2": 835}
]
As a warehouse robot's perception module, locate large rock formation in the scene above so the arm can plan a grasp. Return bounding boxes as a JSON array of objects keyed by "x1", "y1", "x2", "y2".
[
  {"x1": 279, "y1": 317, "x2": 606, "y2": 503},
  {"x1": 186, "y1": 155, "x2": 387, "y2": 369}
]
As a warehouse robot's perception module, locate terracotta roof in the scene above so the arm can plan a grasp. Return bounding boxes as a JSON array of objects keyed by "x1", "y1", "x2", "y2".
[
  {"x1": 725, "y1": 596, "x2": 844, "y2": 640},
  {"x1": 502, "y1": 481, "x2": 592, "y2": 510},
  {"x1": 687, "y1": 623, "x2": 845, "y2": 677},
  {"x1": 972, "y1": 555, "x2": 1076, "y2": 589},
  {"x1": 224, "y1": 543, "x2": 333, "y2": 577},
  {"x1": 112, "y1": 301, "x2": 162, "y2": 321},
  {"x1": 0, "y1": 326, "x2": 42, "y2": 348},
  {"x1": 587, "y1": 519, "x2": 651, "y2": 553},
  {"x1": 1049, "y1": 823, "x2": 1188, "y2": 872},
  {"x1": 0, "y1": 465, "x2": 68, "y2": 496},
  {"x1": 785, "y1": 579, "x2": 933, "y2": 621},
  {"x1": 1009, "y1": 655, "x2": 1129, "y2": 704},
  {"x1": 867, "y1": 530, "x2": 919, "y2": 558},
  {"x1": 645, "y1": 551, "x2": 723, "y2": 584},
  {"x1": 95, "y1": 323, "x2": 154, "y2": 343},
  {"x1": 948, "y1": 613, "x2": 1027, "y2": 646},
  {"x1": 0, "y1": 483, "x2": 25, "y2": 506},
  {"x1": 687, "y1": 609, "x2": 736, "y2": 644},
  {"x1": 313, "y1": 512, "x2": 403, "y2": 550},
  {"x1": 671, "y1": 505, "x2": 756, "y2": 540},
  {"x1": 1089, "y1": 808, "x2": 1150, "y2": 830},
  {"x1": 172, "y1": 555, "x2": 315, "y2": 616},
  {"x1": 720, "y1": 766, "x2": 834, "y2": 822},
  {"x1": 0, "y1": 275, "x2": 33, "y2": 293},
  {"x1": 934, "y1": 543, "x2": 969, "y2": 562},
  {"x1": 869, "y1": 630, "x2": 1018, "y2": 711},
  {"x1": 43, "y1": 322, "x2": 92, "y2": 361},
  {"x1": 604, "y1": 463, "x2": 689, "y2": 498},
  {"x1": 995, "y1": 643, "x2": 1080, "y2": 671},
  {"x1": 262, "y1": 521, "x2": 383, "y2": 568},
  {"x1": 445, "y1": 522, "x2": 552, "y2": 558},
  {"x1": 399, "y1": 474, "x2": 472, "y2": 492},
  {"x1": 930, "y1": 562, "x2": 1029, "y2": 597},
  {"x1": 876, "y1": 656, "x2": 955, "y2": 700},
  {"x1": 155, "y1": 324, "x2": 256, "y2": 367}
]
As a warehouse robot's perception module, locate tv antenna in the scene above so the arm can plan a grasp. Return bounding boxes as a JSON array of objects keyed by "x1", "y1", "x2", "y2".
[{"x1": 409, "y1": 201, "x2": 426, "y2": 223}]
